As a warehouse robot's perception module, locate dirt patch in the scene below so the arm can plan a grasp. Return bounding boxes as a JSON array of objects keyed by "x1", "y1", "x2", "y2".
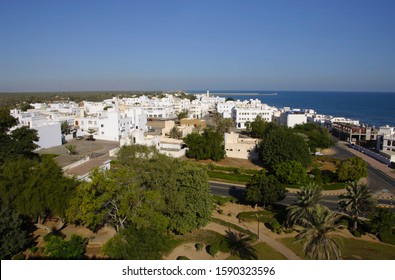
[
  {"x1": 163, "y1": 242, "x2": 230, "y2": 260},
  {"x1": 182, "y1": 157, "x2": 262, "y2": 170},
  {"x1": 28, "y1": 222, "x2": 116, "y2": 259}
]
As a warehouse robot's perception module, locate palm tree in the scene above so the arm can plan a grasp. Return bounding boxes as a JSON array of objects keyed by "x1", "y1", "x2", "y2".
[
  {"x1": 225, "y1": 229, "x2": 257, "y2": 260},
  {"x1": 338, "y1": 181, "x2": 376, "y2": 231},
  {"x1": 287, "y1": 182, "x2": 323, "y2": 227},
  {"x1": 296, "y1": 205, "x2": 342, "y2": 260}
]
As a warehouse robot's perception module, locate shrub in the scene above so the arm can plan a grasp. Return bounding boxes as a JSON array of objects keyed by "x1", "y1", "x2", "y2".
[
  {"x1": 177, "y1": 256, "x2": 190, "y2": 260},
  {"x1": 378, "y1": 231, "x2": 395, "y2": 245},
  {"x1": 270, "y1": 219, "x2": 281, "y2": 230},
  {"x1": 233, "y1": 168, "x2": 241, "y2": 174},
  {"x1": 212, "y1": 195, "x2": 230, "y2": 206},
  {"x1": 43, "y1": 231, "x2": 64, "y2": 242},
  {"x1": 276, "y1": 228, "x2": 282, "y2": 234},
  {"x1": 352, "y1": 230, "x2": 362, "y2": 237},
  {"x1": 217, "y1": 209, "x2": 223, "y2": 215},
  {"x1": 284, "y1": 228, "x2": 294, "y2": 234},
  {"x1": 207, "y1": 244, "x2": 219, "y2": 257},
  {"x1": 30, "y1": 246, "x2": 38, "y2": 254},
  {"x1": 219, "y1": 240, "x2": 230, "y2": 253},
  {"x1": 195, "y1": 243, "x2": 203, "y2": 251}
]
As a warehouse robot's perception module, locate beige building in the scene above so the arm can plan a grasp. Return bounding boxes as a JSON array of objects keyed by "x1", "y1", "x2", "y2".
[{"x1": 224, "y1": 132, "x2": 259, "y2": 159}]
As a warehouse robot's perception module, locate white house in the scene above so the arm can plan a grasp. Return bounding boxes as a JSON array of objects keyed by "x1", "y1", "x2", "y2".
[{"x1": 224, "y1": 132, "x2": 259, "y2": 159}]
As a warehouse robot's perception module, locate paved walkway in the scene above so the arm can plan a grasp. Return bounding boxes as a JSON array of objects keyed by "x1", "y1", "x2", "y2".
[{"x1": 211, "y1": 207, "x2": 301, "y2": 260}]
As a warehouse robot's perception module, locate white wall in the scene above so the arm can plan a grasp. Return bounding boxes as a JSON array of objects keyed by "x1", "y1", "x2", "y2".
[{"x1": 35, "y1": 123, "x2": 62, "y2": 149}]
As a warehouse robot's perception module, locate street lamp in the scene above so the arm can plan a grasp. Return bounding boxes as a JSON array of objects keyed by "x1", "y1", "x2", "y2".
[{"x1": 256, "y1": 214, "x2": 262, "y2": 241}]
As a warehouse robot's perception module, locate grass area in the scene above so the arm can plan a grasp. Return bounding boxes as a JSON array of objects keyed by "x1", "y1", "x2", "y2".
[
  {"x1": 207, "y1": 170, "x2": 252, "y2": 183},
  {"x1": 40, "y1": 153, "x2": 60, "y2": 159},
  {"x1": 227, "y1": 242, "x2": 287, "y2": 260},
  {"x1": 237, "y1": 210, "x2": 275, "y2": 224},
  {"x1": 287, "y1": 182, "x2": 345, "y2": 190},
  {"x1": 211, "y1": 218, "x2": 257, "y2": 239},
  {"x1": 279, "y1": 237, "x2": 395, "y2": 260},
  {"x1": 212, "y1": 195, "x2": 238, "y2": 206}
]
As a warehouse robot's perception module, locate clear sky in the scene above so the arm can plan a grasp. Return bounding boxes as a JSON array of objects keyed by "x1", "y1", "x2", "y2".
[{"x1": 1, "y1": 0, "x2": 394, "y2": 92}]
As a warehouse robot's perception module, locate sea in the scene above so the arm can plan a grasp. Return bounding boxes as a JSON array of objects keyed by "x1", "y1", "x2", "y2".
[{"x1": 190, "y1": 90, "x2": 395, "y2": 128}]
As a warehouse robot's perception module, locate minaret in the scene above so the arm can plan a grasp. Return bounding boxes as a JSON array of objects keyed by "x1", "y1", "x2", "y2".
[{"x1": 206, "y1": 88, "x2": 209, "y2": 98}]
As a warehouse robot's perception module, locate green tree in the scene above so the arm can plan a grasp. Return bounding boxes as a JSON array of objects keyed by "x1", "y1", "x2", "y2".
[
  {"x1": 259, "y1": 126, "x2": 311, "y2": 168},
  {"x1": 286, "y1": 182, "x2": 323, "y2": 227},
  {"x1": 369, "y1": 208, "x2": 395, "y2": 236},
  {"x1": 86, "y1": 128, "x2": 96, "y2": 140},
  {"x1": 245, "y1": 173, "x2": 286, "y2": 208},
  {"x1": 65, "y1": 144, "x2": 78, "y2": 155},
  {"x1": 249, "y1": 115, "x2": 267, "y2": 139},
  {"x1": 61, "y1": 121, "x2": 71, "y2": 134},
  {"x1": 168, "y1": 126, "x2": 182, "y2": 139},
  {"x1": 103, "y1": 226, "x2": 174, "y2": 260},
  {"x1": 67, "y1": 168, "x2": 168, "y2": 232},
  {"x1": 0, "y1": 107, "x2": 17, "y2": 134},
  {"x1": 0, "y1": 205, "x2": 31, "y2": 259},
  {"x1": 177, "y1": 110, "x2": 189, "y2": 121},
  {"x1": 296, "y1": 205, "x2": 341, "y2": 260},
  {"x1": 183, "y1": 128, "x2": 225, "y2": 161},
  {"x1": 168, "y1": 164, "x2": 213, "y2": 234},
  {"x1": 338, "y1": 181, "x2": 376, "y2": 231},
  {"x1": 225, "y1": 229, "x2": 257, "y2": 260},
  {"x1": 216, "y1": 118, "x2": 235, "y2": 135},
  {"x1": 293, "y1": 123, "x2": 334, "y2": 151},
  {"x1": 116, "y1": 145, "x2": 213, "y2": 234},
  {"x1": 20, "y1": 103, "x2": 34, "y2": 112},
  {"x1": 44, "y1": 234, "x2": 86, "y2": 259},
  {"x1": 274, "y1": 160, "x2": 307, "y2": 185},
  {"x1": 0, "y1": 156, "x2": 78, "y2": 223},
  {"x1": 337, "y1": 157, "x2": 367, "y2": 182}
]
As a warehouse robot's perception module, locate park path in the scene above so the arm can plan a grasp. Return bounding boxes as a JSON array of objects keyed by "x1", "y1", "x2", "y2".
[{"x1": 210, "y1": 204, "x2": 301, "y2": 260}]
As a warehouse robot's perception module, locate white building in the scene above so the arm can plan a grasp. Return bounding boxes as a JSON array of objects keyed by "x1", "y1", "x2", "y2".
[
  {"x1": 217, "y1": 101, "x2": 236, "y2": 118},
  {"x1": 78, "y1": 108, "x2": 147, "y2": 142},
  {"x1": 278, "y1": 111, "x2": 307, "y2": 128},
  {"x1": 224, "y1": 132, "x2": 259, "y2": 159},
  {"x1": 232, "y1": 103, "x2": 276, "y2": 129}
]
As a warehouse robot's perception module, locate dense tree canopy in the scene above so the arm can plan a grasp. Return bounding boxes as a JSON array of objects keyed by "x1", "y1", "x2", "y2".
[
  {"x1": 103, "y1": 226, "x2": 175, "y2": 260},
  {"x1": 67, "y1": 167, "x2": 168, "y2": 232},
  {"x1": 0, "y1": 111, "x2": 39, "y2": 163},
  {"x1": 337, "y1": 157, "x2": 367, "y2": 182},
  {"x1": 0, "y1": 156, "x2": 78, "y2": 222},
  {"x1": 183, "y1": 128, "x2": 225, "y2": 161},
  {"x1": 245, "y1": 173, "x2": 286, "y2": 208},
  {"x1": 274, "y1": 160, "x2": 308, "y2": 185},
  {"x1": 75, "y1": 145, "x2": 213, "y2": 234},
  {"x1": 293, "y1": 123, "x2": 335, "y2": 151},
  {"x1": 0, "y1": 205, "x2": 32, "y2": 259},
  {"x1": 44, "y1": 234, "x2": 86, "y2": 259},
  {"x1": 369, "y1": 208, "x2": 395, "y2": 236},
  {"x1": 259, "y1": 126, "x2": 311, "y2": 168}
]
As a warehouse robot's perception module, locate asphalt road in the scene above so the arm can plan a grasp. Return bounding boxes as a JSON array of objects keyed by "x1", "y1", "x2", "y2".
[
  {"x1": 209, "y1": 139, "x2": 395, "y2": 212},
  {"x1": 331, "y1": 142, "x2": 395, "y2": 195}
]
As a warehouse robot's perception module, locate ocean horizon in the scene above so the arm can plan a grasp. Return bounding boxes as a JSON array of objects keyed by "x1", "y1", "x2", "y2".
[{"x1": 190, "y1": 90, "x2": 395, "y2": 128}]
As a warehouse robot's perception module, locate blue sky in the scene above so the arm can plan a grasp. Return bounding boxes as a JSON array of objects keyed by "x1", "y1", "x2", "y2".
[{"x1": 0, "y1": 0, "x2": 394, "y2": 92}]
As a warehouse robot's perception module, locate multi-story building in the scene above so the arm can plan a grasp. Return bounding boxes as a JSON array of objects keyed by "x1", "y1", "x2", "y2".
[{"x1": 232, "y1": 103, "x2": 276, "y2": 129}]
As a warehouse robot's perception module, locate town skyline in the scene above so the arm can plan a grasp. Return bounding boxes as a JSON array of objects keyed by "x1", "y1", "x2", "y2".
[{"x1": 1, "y1": 0, "x2": 395, "y2": 92}]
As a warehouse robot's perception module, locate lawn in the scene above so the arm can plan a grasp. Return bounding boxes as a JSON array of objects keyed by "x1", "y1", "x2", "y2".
[
  {"x1": 279, "y1": 237, "x2": 395, "y2": 260},
  {"x1": 227, "y1": 242, "x2": 287, "y2": 260}
]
